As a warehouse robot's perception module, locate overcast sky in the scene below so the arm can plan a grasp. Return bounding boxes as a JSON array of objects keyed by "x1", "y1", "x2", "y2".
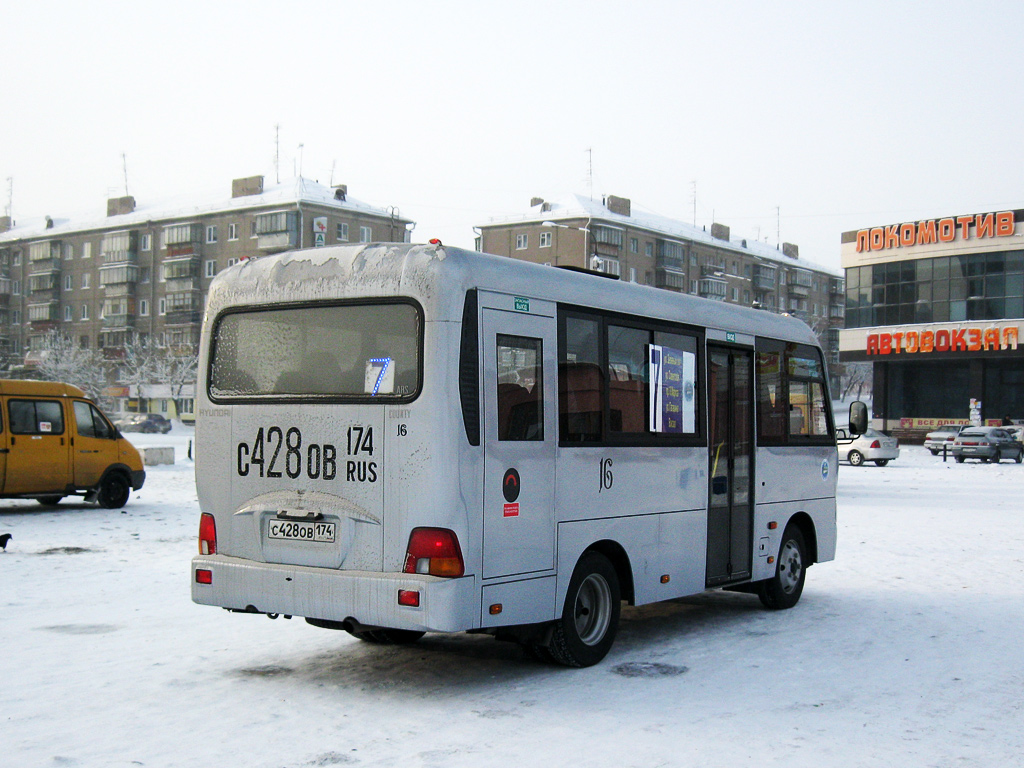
[{"x1": 3, "y1": 0, "x2": 1022, "y2": 270}]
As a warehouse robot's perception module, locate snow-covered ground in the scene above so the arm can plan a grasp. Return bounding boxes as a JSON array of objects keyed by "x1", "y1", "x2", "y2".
[{"x1": 2, "y1": 431, "x2": 1022, "y2": 768}]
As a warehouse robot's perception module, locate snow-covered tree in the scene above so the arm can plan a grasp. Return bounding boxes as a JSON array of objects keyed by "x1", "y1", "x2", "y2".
[{"x1": 34, "y1": 331, "x2": 111, "y2": 407}]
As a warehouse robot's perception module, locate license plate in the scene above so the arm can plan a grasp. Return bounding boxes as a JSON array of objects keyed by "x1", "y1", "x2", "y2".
[{"x1": 268, "y1": 519, "x2": 336, "y2": 543}]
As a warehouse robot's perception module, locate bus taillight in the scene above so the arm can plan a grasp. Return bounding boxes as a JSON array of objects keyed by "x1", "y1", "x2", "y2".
[
  {"x1": 199, "y1": 513, "x2": 217, "y2": 555},
  {"x1": 404, "y1": 528, "x2": 464, "y2": 577}
]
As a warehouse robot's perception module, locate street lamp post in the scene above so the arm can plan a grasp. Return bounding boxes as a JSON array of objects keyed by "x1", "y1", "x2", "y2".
[{"x1": 542, "y1": 220, "x2": 591, "y2": 269}]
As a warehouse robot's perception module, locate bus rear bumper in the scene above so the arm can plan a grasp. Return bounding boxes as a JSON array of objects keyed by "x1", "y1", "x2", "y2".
[{"x1": 191, "y1": 555, "x2": 479, "y2": 633}]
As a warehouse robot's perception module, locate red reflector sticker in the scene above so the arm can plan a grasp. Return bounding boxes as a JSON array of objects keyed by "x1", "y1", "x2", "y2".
[
  {"x1": 195, "y1": 569, "x2": 213, "y2": 585},
  {"x1": 398, "y1": 589, "x2": 420, "y2": 607},
  {"x1": 503, "y1": 503, "x2": 520, "y2": 518}
]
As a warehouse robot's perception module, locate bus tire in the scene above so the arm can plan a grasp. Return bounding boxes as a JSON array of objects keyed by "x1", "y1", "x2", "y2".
[
  {"x1": 346, "y1": 628, "x2": 425, "y2": 645},
  {"x1": 757, "y1": 524, "x2": 807, "y2": 610},
  {"x1": 546, "y1": 551, "x2": 621, "y2": 668},
  {"x1": 97, "y1": 473, "x2": 131, "y2": 509}
]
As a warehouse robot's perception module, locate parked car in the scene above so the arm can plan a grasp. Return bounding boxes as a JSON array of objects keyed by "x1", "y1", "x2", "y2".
[
  {"x1": 0, "y1": 379, "x2": 145, "y2": 507},
  {"x1": 923, "y1": 424, "x2": 966, "y2": 455},
  {"x1": 951, "y1": 427, "x2": 1024, "y2": 463},
  {"x1": 114, "y1": 413, "x2": 172, "y2": 434},
  {"x1": 836, "y1": 427, "x2": 900, "y2": 466}
]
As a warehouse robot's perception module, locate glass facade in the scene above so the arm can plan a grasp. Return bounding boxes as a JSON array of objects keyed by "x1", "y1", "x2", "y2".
[{"x1": 845, "y1": 250, "x2": 1024, "y2": 328}]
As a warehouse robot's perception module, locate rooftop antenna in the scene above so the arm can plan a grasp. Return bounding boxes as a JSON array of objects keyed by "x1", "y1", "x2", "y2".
[
  {"x1": 297, "y1": 143, "x2": 304, "y2": 179},
  {"x1": 691, "y1": 180, "x2": 697, "y2": 226},
  {"x1": 4, "y1": 177, "x2": 11, "y2": 218},
  {"x1": 329, "y1": 159, "x2": 336, "y2": 187},
  {"x1": 274, "y1": 124, "x2": 280, "y2": 184},
  {"x1": 586, "y1": 147, "x2": 593, "y2": 200},
  {"x1": 122, "y1": 153, "x2": 130, "y2": 196},
  {"x1": 776, "y1": 205, "x2": 781, "y2": 246}
]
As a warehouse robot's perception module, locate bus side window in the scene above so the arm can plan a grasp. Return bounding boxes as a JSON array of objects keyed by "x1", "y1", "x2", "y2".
[
  {"x1": 756, "y1": 350, "x2": 786, "y2": 440},
  {"x1": 496, "y1": 335, "x2": 544, "y2": 441},
  {"x1": 560, "y1": 315, "x2": 602, "y2": 442},
  {"x1": 73, "y1": 401, "x2": 96, "y2": 438}
]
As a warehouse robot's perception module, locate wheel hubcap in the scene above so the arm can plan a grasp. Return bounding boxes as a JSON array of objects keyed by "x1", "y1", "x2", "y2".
[
  {"x1": 778, "y1": 540, "x2": 803, "y2": 594},
  {"x1": 574, "y1": 573, "x2": 612, "y2": 646}
]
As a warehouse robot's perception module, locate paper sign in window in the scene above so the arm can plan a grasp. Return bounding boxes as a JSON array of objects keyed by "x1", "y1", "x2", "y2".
[{"x1": 648, "y1": 344, "x2": 696, "y2": 434}]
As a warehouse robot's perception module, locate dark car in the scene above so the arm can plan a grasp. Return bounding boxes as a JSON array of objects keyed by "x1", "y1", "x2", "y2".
[
  {"x1": 114, "y1": 413, "x2": 172, "y2": 434},
  {"x1": 951, "y1": 427, "x2": 1023, "y2": 464}
]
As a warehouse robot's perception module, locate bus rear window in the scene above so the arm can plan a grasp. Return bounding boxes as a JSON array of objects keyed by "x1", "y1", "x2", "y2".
[{"x1": 209, "y1": 302, "x2": 421, "y2": 400}]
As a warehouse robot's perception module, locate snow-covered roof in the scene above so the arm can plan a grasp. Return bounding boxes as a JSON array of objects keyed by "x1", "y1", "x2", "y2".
[
  {"x1": 0, "y1": 177, "x2": 409, "y2": 243},
  {"x1": 483, "y1": 193, "x2": 843, "y2": 278}
]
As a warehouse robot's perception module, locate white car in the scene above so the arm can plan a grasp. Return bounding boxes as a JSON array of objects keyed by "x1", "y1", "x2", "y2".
[
  {"x1": 836, "y1": 427, "x2": 900, "y2": 467},
  {"x1": 923, "y1": 425, "x2": 965, "y2": 455}
]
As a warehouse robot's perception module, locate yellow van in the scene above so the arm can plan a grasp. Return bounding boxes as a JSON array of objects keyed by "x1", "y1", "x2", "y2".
[{"x1": 0, "y1": 379, "x2": 146, "y2": 508}]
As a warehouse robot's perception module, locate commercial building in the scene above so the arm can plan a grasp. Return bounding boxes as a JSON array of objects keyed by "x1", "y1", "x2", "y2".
[
  {"x1": 0, "y1": 175, "x2": 414, "y2": 414},
  {"x1": 477, "y1": 193, "x2": 845, "y2": 375},
  {"x1": 839, "y1": 208, "x2": 1024, "y2": 432}
]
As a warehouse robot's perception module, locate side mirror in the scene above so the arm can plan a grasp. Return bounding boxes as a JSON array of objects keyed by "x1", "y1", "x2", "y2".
[{"x1": 849, "y1": 401, "x2": 868, "y2": 436}]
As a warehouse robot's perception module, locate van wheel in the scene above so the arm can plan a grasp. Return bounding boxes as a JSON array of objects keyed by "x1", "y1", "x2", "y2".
[
  {"x1": 757, "y1": 524, "x2": 807, "y2": 610},
  {"x1": 97, "y1": 473, "x2": 131, "y2": 509},
  {"x1": 546, "y1": 551, "x2": 621, "y2": 667},
  {"x1": 346, "y1": 628, "x2": 425, "y2": 645},
  {"x1": 36, "y1": 496, "x2": 64, "y2": 506}
]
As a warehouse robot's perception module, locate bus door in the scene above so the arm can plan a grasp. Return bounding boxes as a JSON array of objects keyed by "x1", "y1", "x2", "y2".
[
  {"x1": 706, "y1": 345, "x2": 754, "y2": 586},
  {"x1": 480, "y1": 303, "x2": 557, "y2": 579}
]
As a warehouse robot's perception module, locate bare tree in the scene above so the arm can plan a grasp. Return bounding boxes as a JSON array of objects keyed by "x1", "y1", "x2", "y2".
[
  {"x1": 119, "y1": 334, "x2": 160, "y2": 412},
  {"x1": 34, "y1": 331, "x2": 111, "y2": 407},
  {"x1": 151, "y1": 342, "x2": 198, "y2": 416}
]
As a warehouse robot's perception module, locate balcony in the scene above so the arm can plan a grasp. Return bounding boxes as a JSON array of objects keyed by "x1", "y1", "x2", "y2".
[
  {"x1": 701, "y1": 262, "x2": 726, "y2": 278},
  {"x1": 655, "y1": 255, "x2": 685, "y2": 272},
  {"x1": 29, "y1": 257, "x2": 62, "y2": 274},
  {"x1": 101, "y1": 249, "x2": 138, "y2": 266},
  {"x1": 698, "y1": 277, "x2": 727, "y2": 300},
  {"x1": 165, "y1": 309, "x2": 203, "y2": 326},
  {"x1": 102, "y1": 314, "x2": 135, "y2": 330},
  {"x1": 165, "y1": 276, "x2": 199, "y2": 292},
  {"x1": 753, "y1": 266, "x2": 776, "y2": 292}
]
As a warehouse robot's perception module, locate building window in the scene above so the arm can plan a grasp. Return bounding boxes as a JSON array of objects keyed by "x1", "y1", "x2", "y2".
[
  {"x1": 227, "y1": 258, "x2": 238, "y2": 267},
  {"x1": 159, "y1": 298, "x2": 166, "y2": 315},
  {"x1": 13, "y1": 250, "x2": 21, "y2": 266},
  {"x1": 64, "y1": 306, "x2": 73, "y2": 321},
  {"x1": 83, "y1": 242, "x2": 92, "y2": 259},
  {"x1": 630, "y1": 238, "x2": 639, "y2": 254},
  {"x1": 82, "y1": 273, "x2": 90, "y2": 289},
  {"x1": 629, "y1": 267, "x2": 637, "y2": 283},
  {"x1": 206, "y1": 225, "x2": 218, "y2": 244},
  {"x1": 81, "y1": 304, "x2": 89, "y2": 320},
  {"x1": 337, "y1": 222, "x2": 349, "y2": 241},
  {"x1": 731, "y1": 288, "x2": 739, "y2": 301},
  {"x1": 64, "y1": 274, "x2": 72, "y2": 291},
  {"x1": 140, "y1": 267, "x2": 151, "y2": 283},
  {"x1": 228, "y1": 223, "x2": 238, "y2": 241},
  {"x1": 539, "y1": 231, "x2": 552, "y2": 248},
  {"x1": 360, "y1": 226, "x2": 372, "y2": 243},
  {"x1": 13, "y1": 280, "x2": 20, "y2": 295},
  {"x1": 251, "y1": 221, "x2": 258, "y2": 238},
  {"x1": 205, "y1": 260, "x2": 217, "y2": 278},
  {"x1": 645, "y1": 242, "x2": 653, "y2": 257},
  {"x1": 140, "y1": 299, "x2": 149, "y2": 316},
  {"x1": 64, "y1": 243, "x2": 74, "y2": 260},
  {"x1": 516, "y1": 234, "x2": 528, "y2": 250},
  {"x1": 140, "y1": 234, "x2": 152, "y2": 251},
  {"x1": 12, "y1": 310, "x2": 20, "y2": 324}
]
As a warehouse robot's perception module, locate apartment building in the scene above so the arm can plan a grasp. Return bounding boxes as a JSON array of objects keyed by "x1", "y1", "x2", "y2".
[
  {"x1": 477, "y1": 193, "x2": 845, "y2": 373},
  {"x1": 0, "y1": 175, "x2": 414, "y2": 374}
]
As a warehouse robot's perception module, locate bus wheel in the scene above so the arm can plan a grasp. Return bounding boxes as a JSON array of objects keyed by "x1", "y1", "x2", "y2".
[
  {"x1": 97, "y1": 474, "x2": 131, "y2": 509},
  {"x1": 848, "y1": 450, "x2": 865, "y2": 466},
  {"x1": 547, "y1": 551, "x2": 621, "y2": 667},
  {"x1": 346, "y1": 628, "x2": 425, "y2": 645},
  {"x1": 757, "y1": 525, "x2": 807, "y2": 610}
]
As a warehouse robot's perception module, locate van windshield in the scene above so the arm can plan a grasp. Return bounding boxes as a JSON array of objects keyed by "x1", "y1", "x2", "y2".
[{"x1": 209, "y1": 301, "x2": 421, "y2": 400}]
